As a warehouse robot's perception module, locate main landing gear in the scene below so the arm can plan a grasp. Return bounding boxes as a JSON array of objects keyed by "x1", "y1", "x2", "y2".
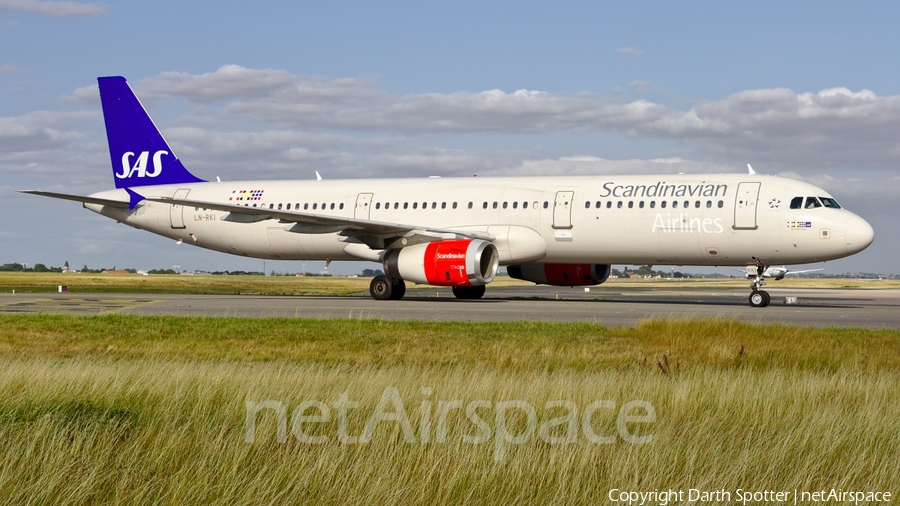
[
  {"x1": 370, "y1": 275, "x2": 406, "y2": 300},
  {"x1": 748, "y1": 264, "x2": 771, "y2": 308},
  {"x1": 369, "y1": 276, "x2": 487, "y2": 301},
  {"x1": 452, "y1": 285, "x2": 486, "y2": 300}
]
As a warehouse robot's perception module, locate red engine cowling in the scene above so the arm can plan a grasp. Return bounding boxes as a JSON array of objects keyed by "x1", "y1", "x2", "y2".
[
  {"x1": 507, "y1": 263, "x2": 611, "y2": 286},
  {"x1": 383, "y1": 239, "x2": 499, "y2": 286}
]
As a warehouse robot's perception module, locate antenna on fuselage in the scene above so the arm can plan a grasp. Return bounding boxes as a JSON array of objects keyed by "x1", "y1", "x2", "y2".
[{"x1": 747, "y1": 164, "x2": 756, "y2": 175}]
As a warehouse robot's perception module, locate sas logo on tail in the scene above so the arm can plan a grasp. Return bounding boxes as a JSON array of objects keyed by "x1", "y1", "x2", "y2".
[{"x1": 116, "y1": 150, "x2": 168, "y2": 179}]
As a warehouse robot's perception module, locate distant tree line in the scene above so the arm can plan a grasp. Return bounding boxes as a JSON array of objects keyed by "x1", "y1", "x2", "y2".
[{"x1": 1, "y1": 263, "x2": 62, "y2": 272}]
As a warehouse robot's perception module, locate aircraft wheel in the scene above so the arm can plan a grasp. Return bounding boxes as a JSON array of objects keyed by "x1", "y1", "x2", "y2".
[
  {"x1": 389, "y1": 278, "x2": 406, "y2": 300},
  {"x1": 452, "y1": 285, "x2": 486, "y2": 300},
  {"x1": 761, "y1": 290, "x2": 771, "y2": 307},
  {"x1": 749, "y1": 290, "x2": 768, "y2": 308},
  {"x1": 370, "y1": 275, "x2": 393, "y2": 301}
]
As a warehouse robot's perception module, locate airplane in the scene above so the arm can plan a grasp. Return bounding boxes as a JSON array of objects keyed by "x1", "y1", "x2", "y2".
[{"x1": 20, "y1": 76, "x2": 875, "y2": 307}]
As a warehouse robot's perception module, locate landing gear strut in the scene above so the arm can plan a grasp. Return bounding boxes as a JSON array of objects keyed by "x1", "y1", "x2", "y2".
[
  {"x1": 748, "y1": 264, "x2": 771, "y2": 308},
  {"x1": 370, "y1": 275, "x2": 406, "y2": 300}
]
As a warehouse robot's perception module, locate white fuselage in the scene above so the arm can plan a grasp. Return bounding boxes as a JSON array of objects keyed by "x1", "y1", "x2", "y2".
[{"x1": 85, "y1": 173, "x2": 873, "y2": 268}]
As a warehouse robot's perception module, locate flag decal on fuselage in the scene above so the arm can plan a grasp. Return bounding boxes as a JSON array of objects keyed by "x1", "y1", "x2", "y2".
[{"x1": 229, "y1": 189, "x2": 265, "y2": 202}]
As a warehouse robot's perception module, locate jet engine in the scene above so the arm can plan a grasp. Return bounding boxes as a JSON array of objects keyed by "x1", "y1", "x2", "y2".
[
  {"x1": 507, "y1": 263, "x2": 611, "y2": 286},
  {"x1": 383, "y1": 239, "x2": 499, "y2": 286}
]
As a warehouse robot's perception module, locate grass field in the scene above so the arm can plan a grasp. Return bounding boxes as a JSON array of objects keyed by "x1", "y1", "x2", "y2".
[
  {"x1": 1, "y1": 271, "x2": 898, "y2": 296},
  {"x1": 1, "y1": 315, "x2": 899, "y2": 504}
]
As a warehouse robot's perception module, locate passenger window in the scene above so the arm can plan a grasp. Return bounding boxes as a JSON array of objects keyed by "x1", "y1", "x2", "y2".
[
  {"x1": 585, "y1": 201, "x2": 591, "y2": 209},
  {"x1": 304, "y1": 203, "x2": 309, "y2": 210},
  {"x1": 483, "y1": 202, "x2": 488, "y2": 209},
  {"x1": 522, "y1": 201, "x2": 527, "y2": 209},
  {"x1": 339, "y1": 203, "x2": 344, "y2": 210},
  {"x1": 295, "y1": 203, "x2": 300, "y2": 209},
  {"x1": 452, "y1": 202, "x2": 457, "y2": 209},
  {"x1": 394, "y1": 203, "x2": 399, "y2": 209},
  {"x1": 493, "y1": 202, "x2": 498, "y2": 209},
  {"x1": 277, "y1": 203, "x2": 283, "y2": 210},
  {"x1": 375, "y1": 203, "x2": 381, "y2": 210},
  {"x1": 413, "y1": 202, "x2": 418, "y2": 209},
  {"x1": 628, "y1": 201, "x2": 633, "y2": 208},
  {"x1": 805, "y1": 197, "x2": 822, "y2": 209},
  {"x1": 672, "y1": 201, "x2": 678, "y2": 209},
  {"x1": 595, "y1": 201, "x2": 601, "y2": 208},
  {"x1": 423, "y1": 202, "x2": 427, "y2": 208},
  {"x1": 661, "y1": 201, "x2": 667, "y2": 209},
  {"x1": 606, "y1": 201, "x2": 612, "y2": 209},
  {"x1": 650, "y1": 201, "x2": 656, "y2": 209},
  {"x1": 330, "y1": 203, "x2": 335, "y2": 210},
  {"x1": 441, "y1": 202, "x2": 447, "y2": 209},
  {"x1": 269, "y1": 204, "x2": 275, "y2": 209},
  {"x1": 403, "y1": 202, "x2": 408, "y2": 209},
  {"x1": 820, "y1": 197, "x2": 841, "y2": 209},
  {"x1": 432, "y1": 202, "x2": 437, "y2": 209},
  {"x1": 695, "y1": 201, "x2": 700, "y2": 208},
  {"x1": 684, "y1": 201, "x2": 689, "y2": 208},
  {"x1": 467, "y1": 202, "x2": 473, "y2": 209},
  {"x1": 502, "y1": 202, "x2": 508, "y2": 209},
  {"x1": 717, "y1": 200, "x2": 723, "y2": 208},
  {"x1": 706, "y1": 200, "x2": 712, "y2": 208},
  {"x1": 286, "y1": 204, "x2": 291, "y2": 210},
  {"x1": 513, "y1": 202, "x2": 518, "y2": 209},
  {"x1": 543, "y1": 201, "x2": 549, "y2": 209},
  {"x1": 790, "y1": 197, "x2": 803, "y2": 209},
  {"x1": 639, "y1": 201, "x2": 644, "y2": 209}
]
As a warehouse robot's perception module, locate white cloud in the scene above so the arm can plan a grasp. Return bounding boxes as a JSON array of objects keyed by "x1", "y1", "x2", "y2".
[
  {"x1": 42, "y1": 65, "x2": 900, "y2": 181},
  {"x1": 616, "y1": 46, "x2": 645, "y2": 56},
  {"x1": 0, "y1": 0, "x2": 109, "y2": 16},
  {"x1": 0, "y1": 64, "x2": 18, "y2": 73},
  {"x1": 0, "y1": 110, "x2": 97, "y2": 152}
]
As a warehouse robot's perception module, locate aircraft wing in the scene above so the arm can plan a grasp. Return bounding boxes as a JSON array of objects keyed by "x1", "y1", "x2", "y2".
[
  {"x1": 146, "y1": 196, "x2": 495, "y2": 249},
  {"x1": 782, "y1": 268, "x2": 824, "y2": 276},
  {"x1": 18, "y1": 190, "x2": 131, "y2": 209}
]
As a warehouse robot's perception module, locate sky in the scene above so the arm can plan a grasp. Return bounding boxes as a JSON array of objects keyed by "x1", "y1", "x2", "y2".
[{"x1": 1, "y1": 0, "x2": 898, "y2": 275}]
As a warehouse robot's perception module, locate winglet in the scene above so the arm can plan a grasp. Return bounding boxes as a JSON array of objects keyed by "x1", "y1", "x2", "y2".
[
  {"x1": 747, "y1": 164, "x2": 756, "y2": 175},
  {"x1": 125, "y1": 188, "x2": 145, "y2": 210}
]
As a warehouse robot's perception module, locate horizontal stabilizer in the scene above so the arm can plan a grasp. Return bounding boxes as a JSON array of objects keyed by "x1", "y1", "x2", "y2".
[{"x1": 18, "y1": 190, "x2": 130, "y2": 209}]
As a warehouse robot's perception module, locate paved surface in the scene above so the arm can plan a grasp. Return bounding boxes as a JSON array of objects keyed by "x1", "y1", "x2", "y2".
[{"x1": 2, "y1": 286, "x2": 900, "y2": 328}]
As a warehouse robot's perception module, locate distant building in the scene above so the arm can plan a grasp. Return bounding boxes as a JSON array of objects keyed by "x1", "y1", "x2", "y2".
[{"x1": 62, "y1": 261, "x2": 70, "y2": 273}]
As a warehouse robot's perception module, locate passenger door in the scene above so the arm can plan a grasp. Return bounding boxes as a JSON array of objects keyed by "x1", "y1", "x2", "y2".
[{"x1": 733, "y1": 182, "x2": 761, "y2": 230}]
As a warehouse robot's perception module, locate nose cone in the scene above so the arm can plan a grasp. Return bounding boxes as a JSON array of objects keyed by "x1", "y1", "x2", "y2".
[{"x1": 844, "y1": 214, "x2": 875, "y2": 254}]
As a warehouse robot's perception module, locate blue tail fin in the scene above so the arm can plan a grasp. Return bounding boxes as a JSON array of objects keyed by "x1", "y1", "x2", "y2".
[{"x1": 98, "y1": 76, "x2": 205, "y2": 188}]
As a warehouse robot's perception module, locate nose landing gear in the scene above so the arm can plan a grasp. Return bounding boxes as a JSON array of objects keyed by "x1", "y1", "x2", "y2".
[{"x1": 748, "y1": 264, "x2": 771, "y2": 307}]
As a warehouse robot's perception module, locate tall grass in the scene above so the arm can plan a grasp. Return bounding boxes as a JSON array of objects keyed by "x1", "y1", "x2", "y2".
[{"x1": 1, "y1": 315, "x2": 899, "y2": 504}]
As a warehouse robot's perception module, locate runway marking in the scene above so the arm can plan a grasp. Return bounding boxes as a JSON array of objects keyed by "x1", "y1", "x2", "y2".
[{"x1": 0, "y1": 297, "x2": 160, "y2": 315}]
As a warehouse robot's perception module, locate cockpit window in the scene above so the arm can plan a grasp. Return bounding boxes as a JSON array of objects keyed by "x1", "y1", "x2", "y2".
[
  {"x1": 790, "y1": 197, "x2": 803, "y2": 209},
  {"x1": 820, "y1": 197, "x2": 841, "y2": 209},
  {"x1": 804, "y1": 197, "x2": 822, "y2": 209}
]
